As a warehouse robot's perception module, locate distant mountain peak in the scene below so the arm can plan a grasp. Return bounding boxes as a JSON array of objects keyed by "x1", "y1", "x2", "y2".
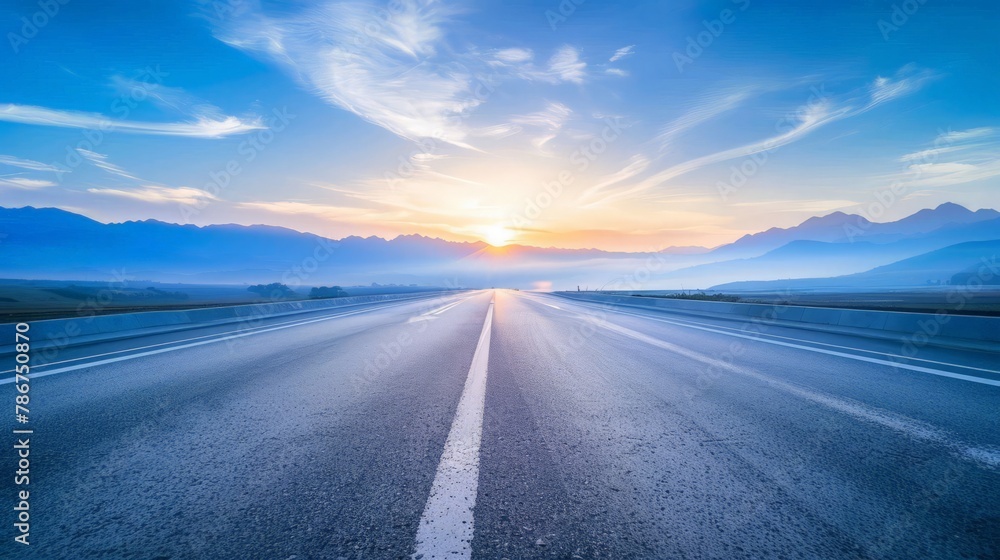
[
  {"x1": 935, "y1": 202, "x2": 965, "y2": 210},
  {"x1": 799, "y1": 211, "x2": 867, "y2": 227},
  {"x1": 913, "y1": 202, "x2": 972, "y2": 216}
]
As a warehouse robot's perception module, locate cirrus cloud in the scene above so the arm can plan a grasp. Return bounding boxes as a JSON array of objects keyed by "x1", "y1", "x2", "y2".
[
  {"x1": 0, "y1": 103, "x2": 262, "y2": 138},
  {"x1": 87, "y1": 185, "x2": 219, "y2": 205}
]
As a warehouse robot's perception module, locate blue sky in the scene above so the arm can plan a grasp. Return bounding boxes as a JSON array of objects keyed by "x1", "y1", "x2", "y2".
[{"x1": 1, "y1": 0, "x2": 998, "y2": 250}]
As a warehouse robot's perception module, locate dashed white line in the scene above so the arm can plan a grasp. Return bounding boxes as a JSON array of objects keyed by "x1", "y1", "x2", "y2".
[
  {"x1": 413, "y1": 293, "x2": 494, "y2": 559},
  {"x1": 427, "y1": 298, "x2": 465, "y2": 315}
]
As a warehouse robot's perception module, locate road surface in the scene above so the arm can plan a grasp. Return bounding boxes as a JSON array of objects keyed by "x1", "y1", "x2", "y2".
[{"x1": 2, "y1": 289, "x2": 998, "y2": 559}]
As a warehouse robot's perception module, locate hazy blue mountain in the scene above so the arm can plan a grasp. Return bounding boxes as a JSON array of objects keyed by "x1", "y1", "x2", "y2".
[
  {"x1": 2, "y1": 204, "x2": 998, "y2": 290},
  {"x1": 0, "y1": 206, "x2": 657, "y2": 287},
  {"x1": 704, "y1": 203, "x2": 1000, "y2": 261},
  {"x1": 659, "y1": 217, "x2": 1000, "y2": 287},
  {"x1": 710, "y1": 239, "x2": 1000, "y2": 291},
  {"x1": 883, "y1": 202, "x2": 1000, "y2": 235}
]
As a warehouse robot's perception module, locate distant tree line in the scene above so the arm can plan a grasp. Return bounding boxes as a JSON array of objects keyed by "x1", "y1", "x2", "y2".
[
  {"x1": 247, "y1": 283, "x2": 297, "y2": 300},
  {"x1": 309, "y1": 286, "x2": 348, "y2": 299},
  {"x1": 246, "y1": 283, "x2": 350, "y2": 300}
]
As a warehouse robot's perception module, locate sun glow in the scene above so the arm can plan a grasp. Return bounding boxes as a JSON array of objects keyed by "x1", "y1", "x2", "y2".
[{"x1": 481, "y1": 224, "x2": 516, "y2": 247}]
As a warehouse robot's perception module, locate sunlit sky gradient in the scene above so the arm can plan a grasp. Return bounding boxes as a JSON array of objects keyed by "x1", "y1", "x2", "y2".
[{"x1": 1, "y1": 0, "x2": 998, "y2": 251}]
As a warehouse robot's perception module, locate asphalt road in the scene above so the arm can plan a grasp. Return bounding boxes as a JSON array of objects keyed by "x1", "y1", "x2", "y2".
[{"x1": 2, "y1": 289, "x2": 998, "y2": 559}]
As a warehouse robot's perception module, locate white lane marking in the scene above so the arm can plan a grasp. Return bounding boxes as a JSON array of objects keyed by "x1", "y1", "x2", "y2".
[
  {"x1": 413, "y1": 294, "x2": 494, "y2": 559},
  {"x1": 0, "y1": 297, "x2": 449, "y2": 385},
  {"x1": 595, "y1": 320, "x2": 1000, "y2": 470},
  {"x1": 519, "y1": 294, "x2": 560, "y2": 310},
  {"x1": 542, "y1": 295, "x2": 1000, "y2": 375},
  {"x1": 542, "y1": 296, "x2": 1000, "y2": 386},
  {"x1": 606, "y1": 305, "x2": 1000, "y2": 375},
  {"x1": 428, "y1": 298, "x2": 465, "y2": 316},
  {"x1": 2, "y1": 297, "x2": 439, "y2": 375}
]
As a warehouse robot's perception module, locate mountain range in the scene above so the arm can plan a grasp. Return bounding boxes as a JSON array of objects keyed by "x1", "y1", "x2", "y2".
[
  {"x1": 1, "y1": 203, "x2": 998, "y2": 290},
  {"x1": 712, "y1": 239, "x2": 1000, "y2": 291}
]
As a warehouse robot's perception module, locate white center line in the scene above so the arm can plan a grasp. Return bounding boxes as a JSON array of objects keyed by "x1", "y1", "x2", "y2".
[{"x1": 413, "y1": 293, "x2": 494, "y2": 559}]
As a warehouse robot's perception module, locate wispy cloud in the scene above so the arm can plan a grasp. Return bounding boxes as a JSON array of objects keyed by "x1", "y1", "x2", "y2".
[
  {"x1": 729, "y1": 199, "x2": 858, "y2": 213},
  {"x1": 238, "y1": 200, "x2": 416, "y2": 233},
  {"x1": 895, "y1": 127, "x2": 1000, "y2": 188},
  {"x1": 76, "y1": 148, "x2": 141, "y2": 180},
  {"x1": 605, "y1": 68, "x2": 629, "y2": 77},
  {"x1": 579, "y1": 154, "x2": 650, "y2": 203},
  {"x1": 865, "y1": 65, "x2": 937, "y2": 109},
  {"x1": 0, "y1": 103, "x2": 262, "y2": 138},
  {"x1": 588, "y1": 66, "x2": 937, "y2": 207},
  {"x1": 494, "y1": 48, "x2": 533, "y2": 63},
  {"x1": 491, "y1": 44, "x2": 589, "y2": 85},
  {"x1": 511, "y1": 102, "x2": 573, "y2": 154},
  {"x1": 547, "y1": 46, "x2": 586, "y2": 84},
  {"x1": 110, "y1": 76, "x2": 249, "y2": 131},
  {"x1": 587, "y1": 99, "x2": 848, "y2": 207},
  {"x1": 214, "y1": 0, "x2": 486, "y2": 149},
  {"x1": 908, "y1": 162, "x2": 978, "y2": 174},
  {"x1": 511, "y1": 102, "x2": 573, "y2": 130},
  {"x1": 0, "y1": 154, "x2": 60, "y2": 172},
  {"x1": 241, "y1": 201, "x2": 354, "y2": 216},
  {"x1": 609, "y1": 45, "x2": 634, "y2": 62},
  {"x1": 88, "y1": 185, "x2": 218, "y2": 205},
  {"x1": 0, "y1": 154, "x2": 61, "y2": 190},
  {"x1": 899, "y1": 145, "x2": 966, "y2": 162},
  {"x1": 900, "y1": 128, "x2": 996, "y2": 163},
  {"x1": 937, "y1": 127, "x2": 993, "y2": 143},
  {"x1": 474, "y1": 123, "x2": 522, "y2": 139},
  {"x1": 0, "y1": 177, "x2": 57, "y2": 189},
  {"x1": 905, "y1": 160, "x2": 1000, "y2": 188},
  {"x1": 654, "y1": 90, "x2": 751, "y2": 152}
]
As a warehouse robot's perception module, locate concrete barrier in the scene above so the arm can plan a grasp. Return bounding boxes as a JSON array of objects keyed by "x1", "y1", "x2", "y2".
[
  {"x1": 0, "y1": 291, "x2": 462, "y2": 356},
  {"x1": 552, "y1": 292, "x2": 1000, "y2": 350}
]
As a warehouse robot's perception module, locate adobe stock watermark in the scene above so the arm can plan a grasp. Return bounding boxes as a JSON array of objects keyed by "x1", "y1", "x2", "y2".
[
  {"x1": 717, "y1": 84, "x2": 829, "y2": 202},
  {"x1": 383, "y1": 62, "x2": 498, "y2": 191},
  {"x1": 30, "y1": 268, "x2": 137, "y2": 365},
  {"x1": 685, "y1": 291, "x2": 799, "y2": 401},
  {"x1": 221, "y1": 236, "x2": 340, "y2": 355},
  {"x1": 673, "y1": 0, "x2": 750, "y2": 73},
  {"x1": 554, "y1": 248, "x2": 672, "y2": 360},
  {"x1": 196, "y1": 0, "x2": 249, "y2": 26},
  {"x1": 867, "y1": 461, "x2": 963, "y2": 558},
  {"x1": 898, "y1": 254, "x2": 998, "y2": 358},
  {"x1": 178, "y1": 106, "x2": 295, "y2": 222},
  {"x1": 51, "y1": 65, "x2": 169, "y2": 182},
  {"x1": 509, "y1": 116, "x2": 629, "y2": 232},
  {"x1": 877, "y1": 0, "x2": 928, "y2": 41},
  {"x1": 355, "y1": 281, "x2": 463, "y2": 388},
  {"x1": 544, "y1": 0, "x2": 587, "y2": 31},
  {"x1": 7, "y1": 0, "x2": 70, "y2": 54},
  {"x1": 843, "y1": 127, "x2": 957, "y2": 242}
]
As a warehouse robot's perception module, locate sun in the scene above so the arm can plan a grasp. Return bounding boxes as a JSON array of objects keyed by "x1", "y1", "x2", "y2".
[{"x1": 481, "y1": 224, "x2": 516, "y2": 247}]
